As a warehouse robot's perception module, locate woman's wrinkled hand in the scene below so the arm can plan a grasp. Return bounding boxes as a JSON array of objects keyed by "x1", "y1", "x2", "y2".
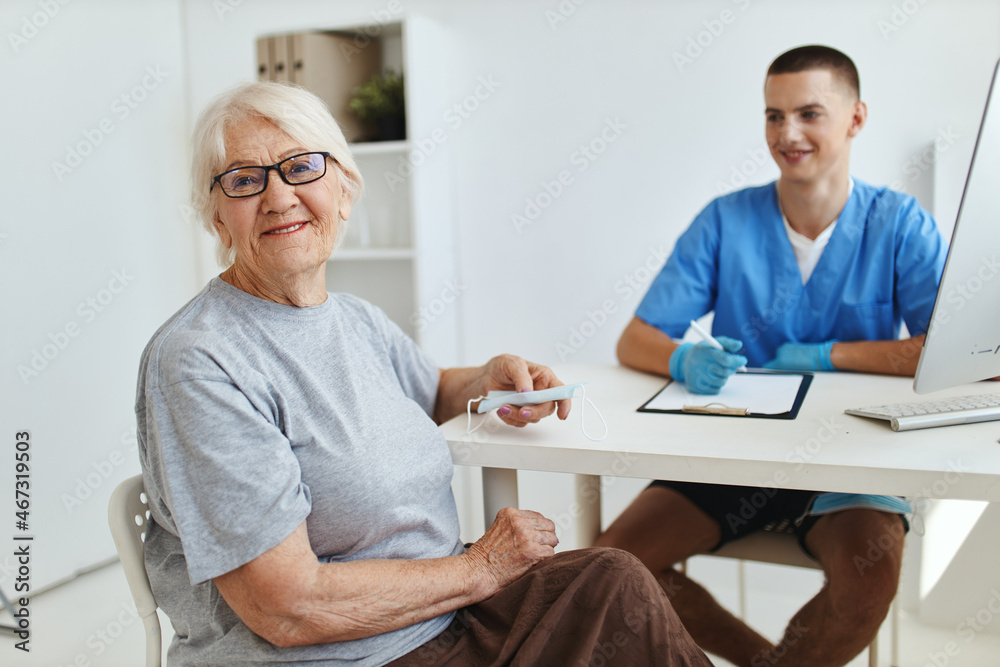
[
  {"x1": 463, "y1": 507, "x2": 558, "y2": 595},
  {"x1": 479, "y1": 354, "x2": 572, "y2": 427}
]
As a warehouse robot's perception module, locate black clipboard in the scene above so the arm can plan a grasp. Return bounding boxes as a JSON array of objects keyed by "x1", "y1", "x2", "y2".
[{"x1": 637, "y1": 369, "x2": 813, "y2": 420}]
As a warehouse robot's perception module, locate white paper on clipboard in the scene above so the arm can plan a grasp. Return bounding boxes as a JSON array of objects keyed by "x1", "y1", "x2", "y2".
[{"x1": 644, "y1": 372, "x2": 806, "y2": 415}]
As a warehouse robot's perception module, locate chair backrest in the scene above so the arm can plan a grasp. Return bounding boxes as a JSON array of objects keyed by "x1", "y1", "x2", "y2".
[{"x1": 108, "y1": 474, "x2": 162, "y2": 667}]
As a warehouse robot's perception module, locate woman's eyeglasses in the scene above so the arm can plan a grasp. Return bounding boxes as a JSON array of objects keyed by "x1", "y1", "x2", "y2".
[{"x1": 210, "y1": 151, "x2": 334, "y2": 198}]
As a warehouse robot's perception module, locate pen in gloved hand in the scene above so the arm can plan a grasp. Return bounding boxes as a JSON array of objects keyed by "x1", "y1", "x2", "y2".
[{"x1": 689, "y1": 320, "x2": 748, "y2": 372}]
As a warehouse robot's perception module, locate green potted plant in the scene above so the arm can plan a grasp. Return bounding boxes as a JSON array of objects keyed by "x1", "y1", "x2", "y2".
[{"x1": 349, "y1": 69, "x2": 405, "y2": 141}]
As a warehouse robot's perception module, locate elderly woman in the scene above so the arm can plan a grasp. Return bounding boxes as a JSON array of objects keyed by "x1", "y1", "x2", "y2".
[{"x1": 136, "y1": 81, "x2": 711, "y2": 666}]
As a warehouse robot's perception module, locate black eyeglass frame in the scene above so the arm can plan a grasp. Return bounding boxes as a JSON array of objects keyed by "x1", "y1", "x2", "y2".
[{"x1": 210, "y1": 151, "x2": 336, "y2": 198}]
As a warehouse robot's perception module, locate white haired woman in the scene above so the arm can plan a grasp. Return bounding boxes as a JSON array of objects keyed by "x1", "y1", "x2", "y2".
[{"x1": 135, "y1": 81, "x2": 712, "y2": 666}]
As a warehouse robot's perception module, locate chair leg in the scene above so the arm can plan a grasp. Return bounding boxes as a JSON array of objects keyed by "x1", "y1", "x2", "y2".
[
  {"x1": 868, "y1": 592, "x2": 902, "y2": 667},
  {"x1": 738, "y1": 559, "x2": 747, "y2": 619},
  {"x1": 891, "y1": 595, "x2": 899, "y2": 667}
]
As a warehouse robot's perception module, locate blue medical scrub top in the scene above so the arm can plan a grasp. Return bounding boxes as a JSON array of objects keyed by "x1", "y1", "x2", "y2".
[{"x1": 636, "y1": 179, "x2": 947, "y2": 367}]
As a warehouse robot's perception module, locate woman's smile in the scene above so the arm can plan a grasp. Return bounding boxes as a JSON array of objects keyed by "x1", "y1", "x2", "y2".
[{"x1": 264, "y1": 221, "x2": 308, "y2": 235}]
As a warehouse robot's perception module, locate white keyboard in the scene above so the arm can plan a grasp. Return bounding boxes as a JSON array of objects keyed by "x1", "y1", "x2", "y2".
[{"x1": 845, "y1": 393, "x2": 1000, "y2": 431}]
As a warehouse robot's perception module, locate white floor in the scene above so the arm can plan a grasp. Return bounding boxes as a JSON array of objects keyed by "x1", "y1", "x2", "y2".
[{"x1": 2, "y1": 557, "x2": 999, "y2": 666}]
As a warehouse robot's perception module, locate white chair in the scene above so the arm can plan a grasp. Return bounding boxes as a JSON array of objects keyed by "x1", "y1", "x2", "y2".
[
  {"x1": 108, "y1": 474, "x2": 162, "y2": 667},
  {"x1": 691, "y1": 530, "x2": 899, "y2": 667}
]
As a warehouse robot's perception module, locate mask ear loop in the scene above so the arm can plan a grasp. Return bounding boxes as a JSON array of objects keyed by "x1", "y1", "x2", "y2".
[
  {"x1": 579, "y1": 385, "x2": 608, "y2": 442},
  {"x1": 466, "y1": 395, "x2": 489, "y2": 434}
]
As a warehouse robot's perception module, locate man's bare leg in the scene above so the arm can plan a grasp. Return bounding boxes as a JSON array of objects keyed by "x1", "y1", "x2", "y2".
[
  {"x1": 596, "y1": 487, "x2": 773, "y2": 665},
  {"x1": 752, "y1": 509, "x2": 904, "y2": 667}
]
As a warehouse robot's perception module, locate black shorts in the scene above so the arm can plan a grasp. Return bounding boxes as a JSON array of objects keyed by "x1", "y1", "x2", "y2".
[{"x1": 648, "y1": 480, "x2": 909, "y2": 558}]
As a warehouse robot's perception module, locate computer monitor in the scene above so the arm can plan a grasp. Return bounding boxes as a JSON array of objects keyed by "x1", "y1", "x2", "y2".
[{"x1": 913, "y1": 58, "x2": 1000, "y2": 394}]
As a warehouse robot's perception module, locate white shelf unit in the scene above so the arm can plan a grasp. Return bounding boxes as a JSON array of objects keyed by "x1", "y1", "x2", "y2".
[
  {"x1": 350, "y1": 140, "x2": 410, "y2": 156},
  {"x1": 258, "y1": 18, "x2": 459, "y2": 366},
  {"x1": 335, "y1": 247, "x2": 416, "y2": 261}
]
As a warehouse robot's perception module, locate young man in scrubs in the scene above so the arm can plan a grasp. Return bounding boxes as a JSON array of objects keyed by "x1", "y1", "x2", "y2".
[{"x1": 596, "y1": 46, "x2": 946, "y2": 667}]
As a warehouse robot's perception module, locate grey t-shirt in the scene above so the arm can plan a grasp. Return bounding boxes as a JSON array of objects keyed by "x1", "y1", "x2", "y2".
[{"x1": 135, "y1": 277, "x2": 463, "y2": 666}]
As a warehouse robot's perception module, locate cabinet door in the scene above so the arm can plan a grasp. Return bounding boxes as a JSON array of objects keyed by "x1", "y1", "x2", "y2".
[
  {"x1": 256, "y1": 36, "x2": 270, "y2": 80},
  {"x1": 271, "y1": 34, "x2": 291, "y2": 83},
  {"x1": 290, "y1": 33, "x2": 381, "y2": 143}
]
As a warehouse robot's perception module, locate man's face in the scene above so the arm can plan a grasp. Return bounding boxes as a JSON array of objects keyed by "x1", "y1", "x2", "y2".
[{"x1": 764, "y1": 68, "x2": 864, "y2": 185}]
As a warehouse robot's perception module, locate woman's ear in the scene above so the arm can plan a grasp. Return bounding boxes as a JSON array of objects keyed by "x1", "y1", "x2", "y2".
[{"x1": 212, "y1": 211, "x2": 233, "y2": 249}]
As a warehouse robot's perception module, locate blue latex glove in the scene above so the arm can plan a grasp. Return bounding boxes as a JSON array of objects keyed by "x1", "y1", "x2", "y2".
[
  {"x1": 669, "y1": 336, "x2": 748, "y2": 395},
  {"x1": 763, "y1": 341, "x2": 836, "y2": 371}
]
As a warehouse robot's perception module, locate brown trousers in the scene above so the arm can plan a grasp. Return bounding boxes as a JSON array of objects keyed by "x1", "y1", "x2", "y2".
[{"x1": 386, "y1": 547, "x2": 713, "y2": 667}]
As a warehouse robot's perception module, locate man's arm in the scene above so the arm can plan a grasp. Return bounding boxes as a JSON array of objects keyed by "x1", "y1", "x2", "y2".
[
  {"x1": 830, "y1": 336, "x2": 925, "y2": 376},
  {"x1": 617, "y1": 317, "x2": 683, "y2": 377},
  {"x1": 629, "y1": 319, "x2": 929, "y2": 377}
]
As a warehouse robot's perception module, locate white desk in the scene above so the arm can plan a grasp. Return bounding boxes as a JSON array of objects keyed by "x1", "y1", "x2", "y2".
[{"x1": 441, "y1": 365, "x2": 1000, "y2": 544}]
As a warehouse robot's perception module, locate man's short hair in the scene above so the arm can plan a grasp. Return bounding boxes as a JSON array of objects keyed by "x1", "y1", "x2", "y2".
[{"x1": 767, "y1": 45, "x2": 860, "y2": 101}]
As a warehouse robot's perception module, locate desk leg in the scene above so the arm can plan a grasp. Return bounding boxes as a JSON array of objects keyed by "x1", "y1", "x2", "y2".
[
  {"x1": 482, "y1": 467, "x2": 518, "y2": 527},
  {"x1": 575, "y1": 474, "x2": 602, "y2": 547}
]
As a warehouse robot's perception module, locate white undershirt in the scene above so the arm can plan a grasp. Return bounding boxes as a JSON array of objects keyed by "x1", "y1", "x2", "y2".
[{"x1": 781, "y1": 178, "x2": 854, "y2": 284}]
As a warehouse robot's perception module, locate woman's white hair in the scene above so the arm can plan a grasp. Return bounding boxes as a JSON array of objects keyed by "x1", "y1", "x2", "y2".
[{"x1": 191, "y1": 81, "x2": 363, "y2": 267}]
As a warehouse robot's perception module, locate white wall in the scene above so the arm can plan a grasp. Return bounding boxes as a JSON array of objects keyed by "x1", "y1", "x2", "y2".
[{"x1": 0, "y1": 1, "x2": 199, "y2": 591}]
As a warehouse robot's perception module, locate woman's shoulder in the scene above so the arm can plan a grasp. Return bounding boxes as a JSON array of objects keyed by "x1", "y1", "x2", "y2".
[
  {"x1": 327, "y1": 291, "x2": 396, "y2": 332},
  {"x1": 139, "y1": 280, "x2": 244, "y2": 387},
  {"x1": 327, "y1": 290, "x2": 372, "y2": 314},
  {"x1": 326, "y1": 292, "x2": 418, "y2": 359}
]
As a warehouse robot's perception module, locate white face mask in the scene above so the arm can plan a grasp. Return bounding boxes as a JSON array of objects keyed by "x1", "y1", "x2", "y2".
[{"x1": 465, "y1": 382, "x2": 608, "y2": 441}]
